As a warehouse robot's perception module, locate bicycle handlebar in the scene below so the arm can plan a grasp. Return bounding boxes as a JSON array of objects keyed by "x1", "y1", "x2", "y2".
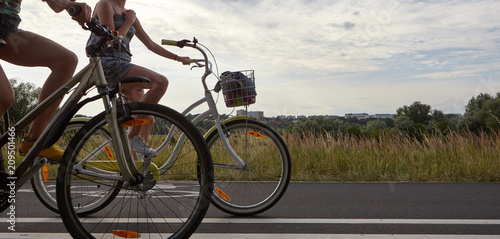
[
  {"x1": 161, "y1": 39, "x2": 193, "y2": 48},
  {"x1": 162, "y1": 38, "x2": 209, "y2": 66},
  {"x1": 162, "y1": 38, "x2": 215, "y2": 91},
  {"x1": 67, "y1": 5, "x2": 81, "y2": 16},
  {"x1": 161, "y1": 40, "x2": 178, "y2": 47}
]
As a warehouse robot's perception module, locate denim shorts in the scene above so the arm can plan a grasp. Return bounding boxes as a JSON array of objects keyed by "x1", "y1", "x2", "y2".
[
  {"x1": 100, "y1": 57, "x2": 135, "y2": 86},
  {"x1": 0, "y1": 14, "x2": 22, "y2": 39}
]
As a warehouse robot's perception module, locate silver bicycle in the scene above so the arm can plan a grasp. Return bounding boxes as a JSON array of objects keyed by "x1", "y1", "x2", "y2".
[{"x1": 1, "y1": 16, "x2": 214, "y2": 239}]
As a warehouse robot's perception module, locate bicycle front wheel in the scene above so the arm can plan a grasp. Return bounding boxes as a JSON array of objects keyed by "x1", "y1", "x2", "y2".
[
  {"x1": 57, "y1": 102, "x2": 213, "y2": 239},
  {"x1": 206, "y1": 119, "x2": 291, "y2": 216}
]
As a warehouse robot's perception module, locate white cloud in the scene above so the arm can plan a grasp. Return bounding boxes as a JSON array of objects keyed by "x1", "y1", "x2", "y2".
[{"x1": 2, "y1": 0, "x2": 499, "y2": 116}]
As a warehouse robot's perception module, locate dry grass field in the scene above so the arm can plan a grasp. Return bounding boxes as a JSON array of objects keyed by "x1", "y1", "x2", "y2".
[{"x1": 284, "y1": 130, "x2": 500, "y2": 182}]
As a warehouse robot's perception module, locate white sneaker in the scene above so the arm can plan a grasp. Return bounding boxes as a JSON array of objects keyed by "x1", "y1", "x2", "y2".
[
  {"x1": 137, "y1": 190, "x2": 155, "y2": 199},
  {"x1": 129, "y1": 135, "x2": 156, "y2": 156}
]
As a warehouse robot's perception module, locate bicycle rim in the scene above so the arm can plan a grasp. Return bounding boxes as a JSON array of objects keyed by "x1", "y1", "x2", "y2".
[
  {"x1": 206, "y1": 119, "x2": 291, "y2": 216},
  {"x1": 31, "y1": 122, "x2": 120, "y2": 216},
  {"x1": 57, "y1": 102, "x2": 213, "y2": 239}
]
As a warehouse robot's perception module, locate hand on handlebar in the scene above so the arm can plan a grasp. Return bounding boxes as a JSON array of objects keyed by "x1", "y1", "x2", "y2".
[
  {"x1": 67, "y1": 2, "x2": 91, "y2": 27},
  {"x1": 176, "y1": 56, "x2": 191, "y2": 65}
]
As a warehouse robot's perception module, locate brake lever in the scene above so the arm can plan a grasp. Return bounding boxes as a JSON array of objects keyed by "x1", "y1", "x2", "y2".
[
  {"x1": 190, "y1": 65, "x2": 204, "y2": 70},
  {"x1": 190, "y1": 61, "x2": 204, "y2": 70}
]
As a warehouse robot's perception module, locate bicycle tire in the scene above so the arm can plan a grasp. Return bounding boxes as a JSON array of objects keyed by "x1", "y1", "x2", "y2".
[
  {"x1": 205, "y1": 119, "x2": 291, "y2": 216},
  {"x1": 30, "y1": 121, "x2": 122, "y2": 216},
  {"x1": 0, "y1": 172, "x2": 10, "y2": 213},
  {"x1": 56, "y1": 102, "x2": 213, "y2": 239},
  {"x1": 0, "y1": 113, "x2": 11, "y2": 213}
]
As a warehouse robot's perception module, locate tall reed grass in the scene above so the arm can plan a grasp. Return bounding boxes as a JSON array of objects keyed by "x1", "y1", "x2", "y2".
[
  {"x1": 4, "y1": 129, "x2": 499, "y2": 182},
  {"x1": 283, "y1": 130, "x2": 500, "y2": 182}
]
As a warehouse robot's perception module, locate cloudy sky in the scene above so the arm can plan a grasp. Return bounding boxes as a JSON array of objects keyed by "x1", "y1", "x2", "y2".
[{"x1": 3, "y1": 0, "x2": 500, "y2": 117}]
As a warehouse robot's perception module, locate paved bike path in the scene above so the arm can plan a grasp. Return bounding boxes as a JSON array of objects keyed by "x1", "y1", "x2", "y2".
[{"x1": 0, "y1": 182, "x2": 499, "y2": 237}]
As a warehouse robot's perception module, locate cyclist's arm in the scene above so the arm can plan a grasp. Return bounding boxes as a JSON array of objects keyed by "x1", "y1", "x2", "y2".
[
  {"x1": 43, "y1": 0, "x2": 76, "y2": 12},
  {"x1": 93, "y1": 1, "x2": 117, "y2": 29},
  {"x1": 94, "y1": 1, "x2": 136, "y2": 40},
  {"x1": 42, "y1": 0, "x2": 91, "y2": 25},
  {"x1": 134, "y1": 18, "x2": 190, "y2": 65}
]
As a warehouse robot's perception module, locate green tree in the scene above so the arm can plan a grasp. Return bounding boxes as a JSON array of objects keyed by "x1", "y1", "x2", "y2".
[
  {"x1": 476, "y1": 95, "x2": 500, "y2": 130},
  {"x1": 362, "y1": 119, "x2": 387, "y2": 137},
  {"x1": 431, "y1": 110, "x2": 445, "y2": 122},
  {"x1": 459, "y1": 93, "x2": 500, "y2": 132},
  {"x1": 7, "y1": 78, "x2": 41, "y2": 123},
  {"x1": 396, "y1": 101, "x2": 432, "y2": 125},
  {"x1": 408, "y1": 122, "x2": 428, "y2": 141},
  {"x1": 394, "y1": 115, "x2": 413, "y2": 132},
  {"x1": 346, "y1": 125, "x2": 362, "y2": 138},
  {"x1": 288, "y1": 116, "x2": 345, "y2": 135},
  {"x1": 435, "y1": 120, "x2": 449, "y2": 132},
  {"x1": 465, "y1": 93, "x2": 493, "y2": 117}
]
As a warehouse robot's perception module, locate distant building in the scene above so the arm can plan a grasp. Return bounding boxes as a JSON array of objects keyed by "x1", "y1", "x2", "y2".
[
  {"x1": 345, "y1": 113, "x2": 394, "y2": 120},
  {"x1": 345, "y1": 113, "x2": 369, "y2": 119},
  {"x1": 372, "y1": 114, "x2": 394, "y2": 119},
  {"x1": 277, "y1": 115, "x2": 296, "y2": 120}
]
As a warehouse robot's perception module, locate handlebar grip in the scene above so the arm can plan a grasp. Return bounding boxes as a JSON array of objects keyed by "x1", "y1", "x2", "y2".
[
  {"x1": 67, "y1": 5, "x2": 82, "y2": 17},
  {"x1": 187, "y1": 59, "x2": 196, "y2": 64},
  {"x1": 161, "y1": 39, "x2": 178, "y2": 46}
]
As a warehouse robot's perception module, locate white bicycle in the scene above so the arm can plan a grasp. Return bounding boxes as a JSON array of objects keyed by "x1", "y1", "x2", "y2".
[{"x1": 161, "y1": 38, "x2": 291, "y2": 216}]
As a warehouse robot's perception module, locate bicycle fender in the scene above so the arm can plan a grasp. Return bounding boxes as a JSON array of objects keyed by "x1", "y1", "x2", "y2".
[
  {"x1": 203, "y1": 116, "x2": 250, "y2": 139},
  {"x1": 69, "y1": 117, "x2": 92, "y2": 123}
]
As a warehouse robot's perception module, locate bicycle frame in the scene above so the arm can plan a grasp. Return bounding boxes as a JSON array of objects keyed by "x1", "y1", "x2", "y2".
[
  {"x1": 156, "y1": 42, "x2": 247, "y2": 173},
  {"x1": 0, "y1": 57, "x2": 137, "y2": 189}
]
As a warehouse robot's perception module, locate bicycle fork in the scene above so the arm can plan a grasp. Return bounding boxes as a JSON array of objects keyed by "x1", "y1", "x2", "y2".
[
  {"x1": 206, "y1": 92, "x2": 248, "y2": 170},
  {"x1": 94, "y1": 59, "x2": 138, "y2": 184}
]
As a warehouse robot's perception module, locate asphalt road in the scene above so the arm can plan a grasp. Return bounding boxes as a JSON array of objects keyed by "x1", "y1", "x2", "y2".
[{"x1": 1, "y1": 182, "x2": 499, "y2": 238}]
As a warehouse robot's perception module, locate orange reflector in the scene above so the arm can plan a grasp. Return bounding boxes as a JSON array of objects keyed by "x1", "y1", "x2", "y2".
[
  {"x1": 111, "y1": 230, "x2": 141, "y2": 238},
  {"x1": 42, "y1": 164, "x2": 49, "y2": 182},
  {"x1": 247, "y1": 131, "x2": 264, "y2": 139},
  {"x1": 104, "y1": 145, "x2": 114, "y2": 161},
  {"x1": 120, "y1": 119, "x2": 149, "y2": 127},
  {"x1": 215, "y1": 187, "x2": 231, "y2": 201}
]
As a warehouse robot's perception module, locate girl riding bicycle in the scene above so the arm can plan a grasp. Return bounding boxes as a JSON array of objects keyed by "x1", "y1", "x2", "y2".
[
  {"x1": 0, "y1": 0, "x2": 91, "y2": 161},
  {"x1": 87, "y1": 0, "x2": 190, "y2": 156}
]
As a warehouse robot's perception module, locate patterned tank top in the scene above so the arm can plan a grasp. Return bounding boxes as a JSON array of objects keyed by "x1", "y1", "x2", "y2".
[{"x1": 86, "y1": 7, "x2": 136, "y2": 61}]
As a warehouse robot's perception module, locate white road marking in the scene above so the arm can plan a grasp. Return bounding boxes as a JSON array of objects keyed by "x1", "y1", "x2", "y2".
[
  {"x1": 0, "y1": 233, "x2": 499, "y2": 239},
  {"x1": 1, "y1": 218, "x2": 498, "y2": 238},
  {"x1": 2, "y1": 217, "x2": 500, "y2": 225}
]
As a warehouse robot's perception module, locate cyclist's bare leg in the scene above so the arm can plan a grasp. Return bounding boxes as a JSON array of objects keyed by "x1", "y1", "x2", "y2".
[
  {"x1": 122, "y1": 65, "x2": 167, "y2": 140},
  {"x1": 122, "y1": 87, "x2": 154, "y2": 141},
  {"x1": 122, "y1": 65, "x2": 168, "y2": 104},
  {"x1": 0, "y1": 31, "x2": 78, "y2": 139},
  {"x1": 0, "y1": 66, "x2": 15, "y2": 117}
]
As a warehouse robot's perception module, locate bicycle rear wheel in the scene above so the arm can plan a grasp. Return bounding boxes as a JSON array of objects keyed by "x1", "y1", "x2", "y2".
[
  {"x1": 31, "y1": 121, "x2": 121, "y2": 216},
  {"x1": 0, "y1": 113, "x2": 11, "y2": 213},
  {"x1": 205, "y1": 119, "x2": 291, "y2": 216},
  {"x1": 57, "y1": 102, "x2": 213, "y2": 239}
]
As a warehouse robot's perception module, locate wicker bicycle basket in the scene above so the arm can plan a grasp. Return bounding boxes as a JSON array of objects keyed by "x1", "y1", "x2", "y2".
[{"x1": 219, "y1": 70, "x2": 256, "y2": 107}]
